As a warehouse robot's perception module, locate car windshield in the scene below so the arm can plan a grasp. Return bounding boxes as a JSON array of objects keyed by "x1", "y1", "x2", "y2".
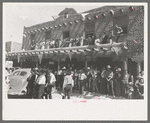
[
  {"x1": 20, "y1": 71, "x2": 27, "y2": 76},
  {"x1": 13, "y1": 71, "x2": 20, "y2": 75}
]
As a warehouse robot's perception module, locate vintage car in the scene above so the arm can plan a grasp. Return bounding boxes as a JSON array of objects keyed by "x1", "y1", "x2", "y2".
[{"x1": 7, "y1": 68, "x2": 31, "y2": 97}]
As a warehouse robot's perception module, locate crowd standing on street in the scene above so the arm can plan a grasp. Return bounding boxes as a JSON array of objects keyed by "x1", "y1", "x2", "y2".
[{"x1": 24, "y1": 64, "x2": 144, "y2": 99}]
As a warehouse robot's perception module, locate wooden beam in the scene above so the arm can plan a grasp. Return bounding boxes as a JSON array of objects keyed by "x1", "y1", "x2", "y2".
[
  {"x1": 49, "y1": 51, "x2": 53, "y2": 54},
  {"x1": 85, "y1": 48, "x2": 91, "y2": 52},
  {"x1": 32, "y1": 52, "x2": 36, "y2": 55},
  {"x1": 72, "y1": 49, "x2": 78, "y2": 53},
  {"x1": 78, "y1": 49, "x2": 84, "y2": 52},
  {"x1": 44, "y1": 51, "x2": 49, "y2": 54},
  {"x1": 94, "y1": 48, "x2": 99, "y2": 51},
  {"x1": 59, "y1": 50, "x2": 65, "y2": 53},
  {"x1": 54, "y1": 50, "x2": 58, "y2": 53}
]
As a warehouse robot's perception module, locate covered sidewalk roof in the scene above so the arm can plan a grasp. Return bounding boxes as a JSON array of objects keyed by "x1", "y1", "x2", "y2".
[{"x1": 6, "y1": 42, "x2": 127, "y2": 62}]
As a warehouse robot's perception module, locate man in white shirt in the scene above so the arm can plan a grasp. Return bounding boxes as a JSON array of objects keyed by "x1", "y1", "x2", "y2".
[
  {"x1": 36, "y1": 69, "x2": 46, "y2": 99},
  {"x1": 78, "y1": 69, "x2": 87, "y2": 95},
  {"x1": 46, "y1": 70, "x2": 56, "y2": 99},
  {"x1": 62, "y1": 70, "x2": 74, "y2": 99}
]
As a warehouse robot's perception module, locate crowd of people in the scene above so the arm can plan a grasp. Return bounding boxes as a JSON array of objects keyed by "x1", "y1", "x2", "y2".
[
  {"x1": 29, "y1": 24, "x2": 123, "y2": 50},
  {"x1": 26, "y1": 65, "x2": 144, "y2": 99}
]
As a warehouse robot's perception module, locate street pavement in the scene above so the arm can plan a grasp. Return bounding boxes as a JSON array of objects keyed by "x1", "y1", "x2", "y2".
[
  {"x1": 8, "y1": 89, "x2": 125, "y2": 99},
  {"x1": 50, "y1": 90, "x2": 125, "y2": 100}
]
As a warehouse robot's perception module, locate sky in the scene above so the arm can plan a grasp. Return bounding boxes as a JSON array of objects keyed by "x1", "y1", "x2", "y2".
[{"x1": 3, "y1": 3, "x2": 105, "y2": 44}]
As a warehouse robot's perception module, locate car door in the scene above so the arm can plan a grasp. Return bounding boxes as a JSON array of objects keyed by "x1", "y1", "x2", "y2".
[{"x1": 17, "y1": 71, "x2": 29, "y2": 93}]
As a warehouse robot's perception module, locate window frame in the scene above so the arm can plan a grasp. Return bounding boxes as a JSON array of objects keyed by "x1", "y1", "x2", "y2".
[
  {"x1": 12, "y1": 71, "x2": 20, "y2": 76},
  {"x1": 64, "y1": 13, "x2": 68, "y2": 19},
  {"x1": 19, "y1": 71, "x2": 27, "y2": 76},
  {"x1": 63, "y1": 31, "x2": 70, "y2": 39},
  {"x1": 45, "y1": 30, "x2": 51, "y2": 40}
]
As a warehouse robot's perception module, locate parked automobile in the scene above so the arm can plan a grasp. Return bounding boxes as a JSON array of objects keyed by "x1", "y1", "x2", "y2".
[{"x1": 7, "y1": 68, "x2": 31, "y2": 97}]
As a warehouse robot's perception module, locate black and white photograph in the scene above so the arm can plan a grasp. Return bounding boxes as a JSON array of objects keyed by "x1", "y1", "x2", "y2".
[{"x1": 3, "y1": 2, "x2": 148, "y2": 120}]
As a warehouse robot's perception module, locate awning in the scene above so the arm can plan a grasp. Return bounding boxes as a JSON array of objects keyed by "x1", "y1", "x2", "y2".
[{"x1": 6, "y1": 43, "x2": 126, "y2": 62}]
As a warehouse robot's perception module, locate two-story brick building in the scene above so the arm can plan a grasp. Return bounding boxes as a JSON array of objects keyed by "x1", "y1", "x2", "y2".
[{"x1": 6, "y1": 6, "x2": 144, "y2": 78}]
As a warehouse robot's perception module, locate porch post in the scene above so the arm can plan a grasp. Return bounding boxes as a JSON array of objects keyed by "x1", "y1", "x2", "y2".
[
  {"x1": 20, "y1": 62, "x2": 22, "y2": 68},
  {"x1": 85, "y1": 60, "x2": 88, "y2": 68},
  {"x1": 58, "y1": 59, "x2": 60, "y2": 71},
  {"x1": 137, "y1": 62, "x2": 141, "y2": 76},
  {"x1": 36, "y1": 62, "x2": 38, "y2": 68},
  {"x1": 123, "y1": 58, "x2": 128, "y2": 73}
]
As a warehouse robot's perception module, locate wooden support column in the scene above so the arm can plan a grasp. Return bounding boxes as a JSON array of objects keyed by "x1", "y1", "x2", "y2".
[
  {"x1": 137, "y1": 62, "x2": 141, "y2": 76},
  {"x1": 85, "y1": 60, "x2": 88, "y2": 68},
  {"x1": 57, "y1": 57, "x2": 60, "y2": 71},
  {"x1": 20, "y1": 62, "x2": 22, "y2": 68},
  {"x1": 58, "y1": 60, "x2": 60, "y2": 71},
  {"x1": 123, "y1": 58, "x2": 128, "y2": 73},
  {"x1": 36, "y1": 62, "x2": 38, "y2": 68}
]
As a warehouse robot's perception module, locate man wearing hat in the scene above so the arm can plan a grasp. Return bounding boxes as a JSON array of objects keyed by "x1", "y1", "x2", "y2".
[
  {"x1": 86, "y1": 67, "x2": 92, "y2": 93},
  {"x1": 61, "y1": 67, "x2": 66, "y2": 91},
  {"x1": 35, "y1": 69, "x2": 47, "y2": 99},
  {"x1": 26, "y1": 68, "x2": 36, "y2": 99},
  {"x1": 32, "y1": 67, "x2": 40, "y2": 99},
  {"x1": 78, "y1": 69, "x2": 87, "y2": 96},
  {"x1": 121, "y1": 70, "x2": 129, "y2": 98},
  {"x1": 46, "y1": 69, "x2": 56, "y2": 99},
  {"x1": 62, "y1": 70, "x2": 74, "y2": 99},
  {"x1": 135, "y1": 71, "x2": 144, "y2": 99},
  {"x1": 105, "y1": 65, "x2": 115, "y2": 97},
  {"x1": 114, "y1": 67, "x2": 122, "y2": 97}
]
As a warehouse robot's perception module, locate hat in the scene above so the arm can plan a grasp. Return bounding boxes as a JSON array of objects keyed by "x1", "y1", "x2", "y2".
[
  {"x1": 107, "y1": 65, "x2": 111, "y2": 69},
  {"x1": 62, "y1": 67, "x2": 66, "y2": 70},
  {"x1": 116, "y1": 68, "x2": 121, "y2": 71},
  {"x1": 87, "y1": 67, "x2": 90, "y2": 70},
  {"x1": 34, "y1": 67, "x2": 38, "y2": 71}
]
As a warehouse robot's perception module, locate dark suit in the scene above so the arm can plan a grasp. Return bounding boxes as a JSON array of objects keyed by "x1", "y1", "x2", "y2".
[{"x1": 27, "y1": 73, "x2": 36, "y2": 98}]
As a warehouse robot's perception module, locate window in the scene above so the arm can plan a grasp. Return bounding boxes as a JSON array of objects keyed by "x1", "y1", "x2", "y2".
[
  {"x1": 31, "y1": 33, "x2": 36, "y2": 41},
  {"x1": 20, "y1": 71, "x2": 27, "y2": 76},
  {"x1": 64, "y1": 13, "x2": 68, "y2": 19},
  {"x1": 13, "y1": 71, "x2": 20, "y2": 76},
  {"x1": 45, "y1": 31, "x2": 51, "y2": 40},
  {"x1": 114, "y1": 15, "x2": 128, "y2": 35},
  {"x1": 85, "y1": 22, "x2": 95, "y2": 37},
  {"x1": 63, "y1": 31, "x2": 70, "y2": 39}
]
